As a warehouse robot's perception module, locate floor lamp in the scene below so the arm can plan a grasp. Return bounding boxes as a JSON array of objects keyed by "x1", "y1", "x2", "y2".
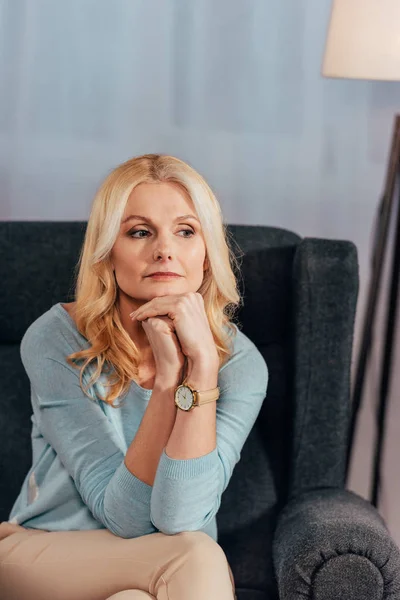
[{"x1": 322, "y1": 0, "x2": 400, "y2": 507}]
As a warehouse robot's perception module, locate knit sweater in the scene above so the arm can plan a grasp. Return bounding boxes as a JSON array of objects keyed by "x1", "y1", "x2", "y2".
[{"x1": 8, "y1": 302, "x2": 268, "y2": 541}]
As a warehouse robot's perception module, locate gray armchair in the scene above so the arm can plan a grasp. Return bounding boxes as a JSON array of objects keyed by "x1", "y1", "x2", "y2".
[{"x1": 1, "y1": 222, "x2": 399, "y2": 600}]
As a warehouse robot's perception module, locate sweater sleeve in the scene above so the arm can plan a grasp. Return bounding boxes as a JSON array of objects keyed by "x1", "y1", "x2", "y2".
[
  {"x1": 150, "y1": 330, "x2": 268, "y2": 535},
  {"x1": 20, "y1": 325, "x2": 157, "y2": 539}
]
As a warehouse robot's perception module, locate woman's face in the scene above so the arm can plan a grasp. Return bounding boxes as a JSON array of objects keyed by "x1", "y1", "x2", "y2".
[{"x1": 111, "y1": 181, "x2": 208, "y2": 309}]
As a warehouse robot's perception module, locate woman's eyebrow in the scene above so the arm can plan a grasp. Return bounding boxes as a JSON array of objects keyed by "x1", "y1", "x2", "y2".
[{"x1": 122, "y1": 214, "x2": 200, "y2": 225}]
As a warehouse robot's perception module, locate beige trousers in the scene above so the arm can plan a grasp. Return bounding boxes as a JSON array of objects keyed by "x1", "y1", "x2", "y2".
[{"x1": 0, "y1": 522, "x2": 236, "y2": 600}]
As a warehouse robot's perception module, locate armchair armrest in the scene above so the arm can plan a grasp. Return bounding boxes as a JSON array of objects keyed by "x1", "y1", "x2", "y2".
[{"x1": 272, "y1": 488, "x2": 400, "y2": 600}]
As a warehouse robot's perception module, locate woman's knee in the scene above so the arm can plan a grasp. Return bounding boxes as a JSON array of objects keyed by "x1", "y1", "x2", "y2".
[{"x1": 173, "y1": 531, "x2": 228, "y2": 566}]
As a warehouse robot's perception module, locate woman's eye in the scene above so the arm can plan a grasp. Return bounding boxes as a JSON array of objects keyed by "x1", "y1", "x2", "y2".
[
  {"x1": 128, "y1": 229, "x2": 149, "y2": 238},
  {"x1": 179, "y1": 229, "x2": 195, "y2": 237},
  {"x1": 128, "y1": 228, "x2": 194, "y2": 238}
]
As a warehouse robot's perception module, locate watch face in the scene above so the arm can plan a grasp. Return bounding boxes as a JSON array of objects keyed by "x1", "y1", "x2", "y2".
[{"x1": 175, "y1": 385, "x2": 194, "y2": 411}]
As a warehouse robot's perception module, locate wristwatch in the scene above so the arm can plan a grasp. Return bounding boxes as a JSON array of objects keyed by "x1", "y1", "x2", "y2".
[{"x1": 174, "y1": 379, "x2": 220, "y2": 411}]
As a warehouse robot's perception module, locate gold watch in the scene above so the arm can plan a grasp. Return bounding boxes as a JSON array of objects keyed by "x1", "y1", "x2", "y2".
[{"x1": 174, "y1": 379, "x2": 220, "y2": 411}]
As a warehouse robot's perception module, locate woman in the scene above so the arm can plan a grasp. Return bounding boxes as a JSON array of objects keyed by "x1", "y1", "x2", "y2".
[{"x1": 0, "y1": 154, "x2": 268, "y2": 599}]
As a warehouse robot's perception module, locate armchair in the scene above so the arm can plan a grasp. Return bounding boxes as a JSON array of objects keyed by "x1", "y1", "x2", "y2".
[{"x1": 1, "y1": 222, "x2": 399, "y2": 599}]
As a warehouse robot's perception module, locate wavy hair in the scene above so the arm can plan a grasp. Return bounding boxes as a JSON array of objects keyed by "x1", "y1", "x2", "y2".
[{"x1": 66, "y1": 154, "x2": 244, "y2": 407}]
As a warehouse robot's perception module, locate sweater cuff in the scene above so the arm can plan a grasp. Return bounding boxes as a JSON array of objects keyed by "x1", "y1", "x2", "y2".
[
  {"x1": 113, "y1": 460, "x2": 153, "y2": 504},
  {"x1": 158, "y1": 446, "x2": 219, "y2": 479}
]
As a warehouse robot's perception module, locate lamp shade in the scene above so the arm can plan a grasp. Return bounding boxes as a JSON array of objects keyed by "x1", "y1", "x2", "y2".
[{"x1": 322, "y1": 0, "x2": 400, "y2": 81}]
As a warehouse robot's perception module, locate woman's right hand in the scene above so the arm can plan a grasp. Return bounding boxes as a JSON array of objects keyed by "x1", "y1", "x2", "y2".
[{"x1": 140, "y1": 316, "x2": 187, "y2": 386}]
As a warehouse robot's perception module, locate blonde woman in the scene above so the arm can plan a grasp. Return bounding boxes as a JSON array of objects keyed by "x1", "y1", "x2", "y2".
[{"x1": 0, "y1": 154, "x2": 268, "y2": 599}]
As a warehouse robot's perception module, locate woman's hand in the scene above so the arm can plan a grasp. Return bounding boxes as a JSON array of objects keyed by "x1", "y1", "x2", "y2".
[
  {"x1": 0, "y1": 521, "x2": 26, "y2": 540},
  {"x1": 131, "y1": 292, "x2": 219, "y2": 369},
  {"x1": 140, "y1": 316, "x2": 186, "y2": 385},
  {"x1": 0, "y1": 521, "x2": 47, "y2": 540}
]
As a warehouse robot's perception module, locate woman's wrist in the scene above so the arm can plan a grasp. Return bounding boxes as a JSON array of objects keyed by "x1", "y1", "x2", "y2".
[
  {"x1": 186, "y1": 353, "x2": 219, "y2": 380},
  {"x1": 153, "y1": 373, "x2": 181, "y2": 392},
  {"x1": 185, "y1": 364, "x2": 219, "y2": 391}
]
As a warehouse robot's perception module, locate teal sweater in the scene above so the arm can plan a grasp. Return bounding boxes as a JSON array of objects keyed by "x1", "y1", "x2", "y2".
[{"x1": 8, "y1": 303, "x2": 268, "y2": 541}]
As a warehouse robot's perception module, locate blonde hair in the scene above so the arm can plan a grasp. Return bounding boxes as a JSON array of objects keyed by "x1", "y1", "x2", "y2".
[{"x1": 66, "y1": 153, "x2": 244, "y2": 407}]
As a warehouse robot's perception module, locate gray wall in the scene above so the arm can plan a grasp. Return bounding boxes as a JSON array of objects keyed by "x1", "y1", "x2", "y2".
[{"x1": 1, "y1": 0, "x2": 399, "y2": 545}]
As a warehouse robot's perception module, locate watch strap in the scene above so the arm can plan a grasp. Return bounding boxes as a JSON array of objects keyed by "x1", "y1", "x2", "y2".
[
  {"x1": 183, "y1": 380, "x2": 220, "y2": 406},
  {"x1": 194, "y1": 387, "x2": 220, "y2": 406}
]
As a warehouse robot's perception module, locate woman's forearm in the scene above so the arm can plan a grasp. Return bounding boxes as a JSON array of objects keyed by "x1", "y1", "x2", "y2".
[
  {"x1": 165, "y1": 361, "x2": 218, "y2": 460},
  {"x1": 124, "y1": 379, "x2": 178, "y2": 487},
  {"x1": 124, "y1": 356, "x2": 219, "y2": 485}
]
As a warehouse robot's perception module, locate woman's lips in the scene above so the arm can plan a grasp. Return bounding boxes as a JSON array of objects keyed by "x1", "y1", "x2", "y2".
[{"x1": 147, "y1": 273, "x2": 182, "y2": 279}]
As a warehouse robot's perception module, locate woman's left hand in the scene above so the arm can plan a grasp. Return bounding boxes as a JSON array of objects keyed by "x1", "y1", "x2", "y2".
[
  {"x1": 0, "y1": 521, "x2": 27, "y2": 540},
  {"x1": 0, "y1": 522, "x2": 49, "y2": 540},
  {"x1": 130, "y1": 292, "x2": 219, "y2": 368}
]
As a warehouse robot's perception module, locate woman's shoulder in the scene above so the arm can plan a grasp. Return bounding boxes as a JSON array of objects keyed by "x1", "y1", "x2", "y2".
[
  {"x1": 219, "y1": 322, "x2": 268, "y2": 396},
  {"x1": 226, "y1": 321, "x2": 261, "y2": 354},
  {"x1": 222, "y1": 321, "x2": 267, "y2": 372},
  {"x1": 20, "y1": 302, "x2": 89, "y2": 363},
  {"x1": 59, "y1": 301, "x2": 77, "y2": 322}
]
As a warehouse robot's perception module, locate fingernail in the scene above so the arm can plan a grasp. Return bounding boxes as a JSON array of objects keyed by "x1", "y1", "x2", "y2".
[{"x1": 129, "y1": 311, "x2": 137, "y2": 318}]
